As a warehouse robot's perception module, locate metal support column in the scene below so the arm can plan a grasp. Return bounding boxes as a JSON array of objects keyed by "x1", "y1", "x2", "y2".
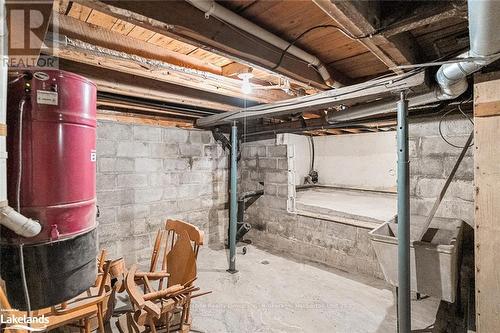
[
  {"x1": 228, "y1": 122, "x2": 238, "y2": 273},
  {"x1": 397, "y1": 91, "x2": 411, "y2": 332}
]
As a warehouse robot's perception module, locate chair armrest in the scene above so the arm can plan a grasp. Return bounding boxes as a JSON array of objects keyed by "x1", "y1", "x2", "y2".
[{"x1": 134, "y1": 271, "x2": 170, "y2": 280}]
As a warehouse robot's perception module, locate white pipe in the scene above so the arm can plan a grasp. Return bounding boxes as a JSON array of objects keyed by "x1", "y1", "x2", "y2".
[
  {"x1": 0, "y1": 0, "x2": 41, "y2": 238},
  {"x1": 0, "y1": 206, "x2": 41, "y2": 238},
  {"x1": 186, "y1": 0, "x2": 340, "y2": 88},
  {"x1": 329, "y1": 0, "x2": 500, "y2": 123}
]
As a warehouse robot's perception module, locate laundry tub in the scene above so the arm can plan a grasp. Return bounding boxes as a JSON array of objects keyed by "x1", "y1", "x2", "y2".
[{"x1": 369, "y1": 215, "x2": 464, "y2": 302}]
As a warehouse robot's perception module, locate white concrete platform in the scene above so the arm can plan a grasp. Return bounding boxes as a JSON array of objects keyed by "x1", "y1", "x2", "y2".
[
  {"x1": 295, "y1": 187, "x2": 397, "y2": 223},
  {"x1": 189, "y1": 245, "x2": 440, "y2": 333}
]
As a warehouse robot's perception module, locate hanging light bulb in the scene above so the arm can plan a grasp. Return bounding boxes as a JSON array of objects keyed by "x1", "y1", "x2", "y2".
[{"x1": 238, "y1": 72, "x2": 254, "y2": 94}]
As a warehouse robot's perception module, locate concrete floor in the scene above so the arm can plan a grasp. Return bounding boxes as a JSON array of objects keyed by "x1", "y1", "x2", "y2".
[
  {"x1": 188, "y1": 245, "x2": 440, "y2": 333},
  {"x1": 296, "y1": 187, "x2": 397, "y2": 223}
]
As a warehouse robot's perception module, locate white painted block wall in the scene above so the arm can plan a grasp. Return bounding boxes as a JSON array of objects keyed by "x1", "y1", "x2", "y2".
[{"x1": 281, "y1": 132, "x2": 397, "y2": 192}]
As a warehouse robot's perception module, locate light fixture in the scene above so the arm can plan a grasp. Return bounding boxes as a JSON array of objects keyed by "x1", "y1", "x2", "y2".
[{"x1": 238, "y1": 72, "x2": 253, "y2": 94}]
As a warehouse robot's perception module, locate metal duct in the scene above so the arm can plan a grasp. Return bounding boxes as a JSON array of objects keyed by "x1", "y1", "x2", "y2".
[
  {"x1": 329, "y1": 0, "x2": 500, "y2": 123},
  {"x1": 186, "y1": 0, "x2": 340, "y2": 88}
]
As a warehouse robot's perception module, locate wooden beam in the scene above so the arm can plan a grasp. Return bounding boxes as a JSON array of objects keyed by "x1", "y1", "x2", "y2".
[
  {"x1": 380, "y1": 1, "x2": 468, "y2": 38},
  {"x1": 51, "y1": 13, "x2": 222, "y2": 74},
  {"x1": 313, "y1": 0, "x2": 419, "y2": 71},
  {"x1": 473, "y1": 76, "x2": 500, "y2": 333},
  {"x1": 58, "y1": 59, "x2": 244, "y2": 112},
  {"x1": 474, "y1": 77, "x2": 500, "y2": 117},
  {"x1": 49, "y1": 14, "x2": 290, "y2": 103},
  {"x1": 72, "y1": 0, "x2": 336, "y2": 88},
  {"x1": 96, "y1": 110, "x2": 193, "y2": 128}
]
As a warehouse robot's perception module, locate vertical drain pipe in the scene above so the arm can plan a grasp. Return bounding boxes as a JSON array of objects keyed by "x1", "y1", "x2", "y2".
[
  {"x1": 397, "y1": 91, "x2": 411, "y2": 333},
  {"x1": 228, "y1": 122, "x2": 238, "y2": 273}
]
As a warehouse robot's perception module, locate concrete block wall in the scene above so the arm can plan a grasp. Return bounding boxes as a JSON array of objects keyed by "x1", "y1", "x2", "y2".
[
  {"x1": 240, "y1": 115, "x2": 475, "y2": 278},
  {"x1": 96, "y1": 120, "x2": 228, "y2": 266},
  {"x1": 240, "y1": 140, "x2": 382, "y2": 278},
  {"x1": 409, "y1": 115, "x2": 474, "y2": 226}
]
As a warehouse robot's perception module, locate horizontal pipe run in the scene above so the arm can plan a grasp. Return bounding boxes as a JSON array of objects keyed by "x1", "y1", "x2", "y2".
[{"x1": 186, "y1": 0, "x2": 339, "y2": 88}]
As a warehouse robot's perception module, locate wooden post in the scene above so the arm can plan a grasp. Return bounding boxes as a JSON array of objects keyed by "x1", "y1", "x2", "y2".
[{"x1": 473, "y1": 73, "x2": 500, "y2": 332}]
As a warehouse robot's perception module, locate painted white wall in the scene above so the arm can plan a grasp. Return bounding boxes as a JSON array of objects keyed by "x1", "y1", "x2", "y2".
[{"x1": 281, "y1": 132, "x2": 397, "y2": 191}]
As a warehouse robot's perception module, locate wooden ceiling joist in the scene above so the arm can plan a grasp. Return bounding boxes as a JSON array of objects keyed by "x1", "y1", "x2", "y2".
[
  {"x1": 71, "y1": 0, "x2": 337, "y2": 89},
  {"x1": 58, "y1": 59, "x2": 245, "y2": 112},
  {"x1": 380, "y1": 1, "x2": 468, "y2": 38},
  {"x1": 49, "y1": 13, "x2": 290, "y2": 104},
  {"x1": 313, "y1": 0, "x2": 419, "y2": 72},
  {"x1": 51, "y1": 13, "x2": 221, "y2": 74}
]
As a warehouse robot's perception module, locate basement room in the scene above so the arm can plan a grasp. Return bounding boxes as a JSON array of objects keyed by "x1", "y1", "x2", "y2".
[{"x1": 0, "y1": 0, "x2": 499, "y2": 332}]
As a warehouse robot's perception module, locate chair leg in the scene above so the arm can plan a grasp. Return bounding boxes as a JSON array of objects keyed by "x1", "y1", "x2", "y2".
[
  {"x1": 97, "y1": 303, "x2": 105, "y2": 333},
  {"x1": 148, "y1": 317, "x2": 157, "y2": 333},
  {"x1": 79, "y1": 319, "x2": 85, "y2": 333},
  {"x1": 84, "y1": 318, "x2": 90, "y2": 333}
]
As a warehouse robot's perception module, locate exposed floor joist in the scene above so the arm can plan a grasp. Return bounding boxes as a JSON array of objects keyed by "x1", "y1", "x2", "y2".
[
  {"x1": 49, "y1": 13, "x2": 290, "y2": 104},
  {"x1": 72, "y1": 0, "x2": 348, "y2": 89},
  {"x1": 381, "y1": 1, "x2": 468, "y2": 38},
  {"x1": 58, "y1": 59, "x2": 246, "y2": 113},
  {"x1": 313, "y1": 0, "x2": 419, "y2": 72}
]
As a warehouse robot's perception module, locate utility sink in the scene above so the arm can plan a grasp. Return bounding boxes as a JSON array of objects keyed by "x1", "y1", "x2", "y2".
[{"x1": 369, "y1": 215, "x2": 464, "y2": 302}]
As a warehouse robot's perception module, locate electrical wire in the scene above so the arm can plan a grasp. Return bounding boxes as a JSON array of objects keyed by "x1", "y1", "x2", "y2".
[
  {"x1": 19, "y1": 243, "x2": 32, "y2": 318},
  {"x1": 438, "y1": 97, "x2": 474, "y2": 149},
  {"x1": 16, "y1": 95, "x2": 32, "y2": 318},
  {"x1": 271, "y1": 24, "x2": 372, "y2": 71}
]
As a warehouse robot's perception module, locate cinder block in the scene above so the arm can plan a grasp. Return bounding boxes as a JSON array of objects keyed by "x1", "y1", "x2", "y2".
[
  {"x1": 133, "y1": 125, "x2": 162, "y2": 142},
  {"x1": 135, "y1": 158, "x2": 162, "y2": 172},
  {"x1": 97, "y1": 189, "x2": 134, "y2": 207},
  {"x1": 421, "y1": 136, "x2": 472, "y2": 157},
  {"x1": 97, "y1": 140, "x2": 117, "y2": 157},
  {"x1": 118, "y1": 204, "x2": 150, "y2": 221},
  {"x1": 409, "y1": 138, "x2": 419, "y2": 158},
  {"x1": 191, "y1": 157, "x2": 213, "y2": 170},
  {"x1": 149, "y1": 201, "x2": 177, "y2": 218},
  {"x1": 258, "y1": 158, "x2": 277, "y2": 169},
  {"x1": 134, "y1": 188, "x2": 163, "y2": 203},
  {"x1": 97, "y1": 121, "x2": 132, "y2": 141},
  {"x1": 264, "y1": 183, "x2": 277, "y2": 196},
  {"x1": 189, "y1": 130, "x2": 212, "y2": 144},
  {"x1": 97, "y1": 174, "x2": 116, "y2": 191},
  {"x1": 162, "y1": 187, "x2": 179, "y2": 200},
  {"x1": 163, "y1": 128, "x2": 189, "y2": 143},
  {"x1": 410, "y1": 157, "x2": 444, "y2": 178},
  {"x1": 277, "y1": 158, "x2": 288, "y2": 170},
  {"x1": 117, "y1": 174, "x2": 148, "y2": 188},
  {"x1": 117, "y1": 141, "x2": 149, "y2": 157},
  {"x1": 149, "y1": 143, "x2": 179, "y2": 158},
  {"x1": 203, "y1": 144, "x2": 223, "y2": 158},
  {"x1": 99, "y1": 158, "x2": 134, "y2": 173},
  {"x1": 416, "y1": 177, "x2": 473, "y2": 202},
  {"x1": 244, "y1": 159, "x2": 257, "y2": 169},
  {"x1": 149, "y1": 173, "x2": 179, "y2": 186},
  {"x1": 444, "y1": 155, "x2": 473, "y2": 181},
  {"x1": 267, "y1": 145, "x2": 287, "y2": 157},
  {"x1": 178, "y1": 198, "x2": 202, "y2": 211},
  {"x1": 163, "y1": 158, "x2": 190, "y2": 171},
  {"x1": 97, "y1": 207, "x2": 116, "y2": 225},
  {"x1": 264, "y1": 171, "x2": 288, "y2": 184},
  {"x1": 179, "y1": 143, "x2": 202, "y2": 157},
  {"x1": 180, "y1": 172, "x2": 211, "y2": 184}
]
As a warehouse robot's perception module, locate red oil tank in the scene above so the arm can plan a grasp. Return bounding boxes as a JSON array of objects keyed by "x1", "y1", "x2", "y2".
[{"x1": 1, "y1": 69, "x2": 98, "y2": 310}]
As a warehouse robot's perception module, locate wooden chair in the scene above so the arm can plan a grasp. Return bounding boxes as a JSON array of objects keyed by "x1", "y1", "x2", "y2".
[
  {"x1": 147, "y1": 219, "x2": 208, "y2": 331},
  {"x1": 117, "y1": 265, "x2": 199, "y2": 333},
  {"x1": 0, "y1": 255, "x2": 114, "y2": 333}
]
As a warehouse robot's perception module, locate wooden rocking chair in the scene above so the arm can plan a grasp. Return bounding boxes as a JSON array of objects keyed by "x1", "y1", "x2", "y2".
[{"x1": 117, "y1": 265, "x2": 200, "y2": 333}]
